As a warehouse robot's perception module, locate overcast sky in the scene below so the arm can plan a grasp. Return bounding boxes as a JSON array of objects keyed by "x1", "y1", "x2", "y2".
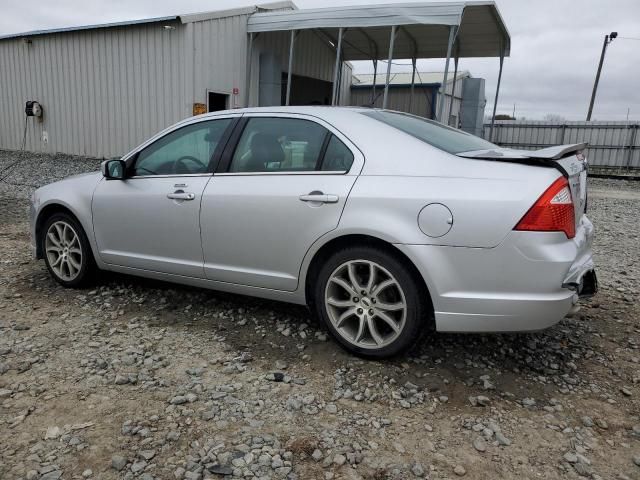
[{"x1": 2, "y1": 0, "x2": 639, "y2": 120}]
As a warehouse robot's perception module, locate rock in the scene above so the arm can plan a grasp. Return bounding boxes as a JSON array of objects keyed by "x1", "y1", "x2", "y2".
[
  {"x1": 325, "y1": 403, "x2": 338, "y2": 414},
  {"x1": 521, "y1": 397, "x2": 536, "y2": 407},
  {"x1": 275, "y1": 360, "x2": 288, "y2": 369},
  {"x1": 26, "y1": 471, "x2": 38, "y2": 480},
  {"x1": 0, "y1": 388, "x2": 12, "y2": 399},
  {"x1": 130, "y1": 460, "x2": 147, "y2": 473},
  {"x1": 333, "y1": 454, "x2": 346, "y2": 466},
  {"x1": 454, "y1": 465, "x2": 467, "y2": 476},
  {"x1": 393, "y1": 442, "x2": 406, "y2": 453},
  {"x1": 411, "y1": 462, "x2": 425, "y2": 477},
  {"x1": 44, "y1": 426, "x2": 62, "y2": 440},
  {"x1": 207, "y1": 464, "x2": 233, "y2": 475},
  {"x1": 581, "y1": 416, "x2": 594, "y2": 427},
  {"x1": 595, "y1": 418, "x2": 608, "y2": 429},
  {"x1": 185, "y1": 393, "x2": 198, "y2": 403},
  {"x1": 621, "y1": 387, "x2": 632, "y2": 396},
  {"x1": 473, "y1": 437, "x2": 487, "y2": 452},
  {"x1": 174, "y1": 467, "x2": 186, "y2": 479},
  {"x1": 40, "y1": 471, "x2": 62, "y2": 480},
  {"x1": 111, "y1": 455, "x2": 127, "y2": 471},
  {"x1": 312, "y1": 449, "x2": 323, "y2": 461},
  {"x1": 495, "y1": 432, "x2": 511, "y2": 446},
  {"x1": 169, "y1": 395, "x2": 187, "y2": 405},
  {"x1": 139, "y1": 450, "x2": 156, "y2": 460},
  {"x1": 265, "y1": 372, "x2": 286, "y2": 382},
  {"x1": 573, "y1": 463, "x2": 590, "y2": 477},
  {"x1": 633, "y1": 455, "x2": 640, "y2": 467},
  {"x1": 114, "y1": 374, "x2": 129, "y2": 385},
  {"x1": 564, "y1": 452, "x2": 578, "y2": 463},
  {"x1": 82, "y1": 469, "x2": 92, "y2": 478},
  {"x1": 469, "y1": 395, "x2": 490, "y2": 406}
]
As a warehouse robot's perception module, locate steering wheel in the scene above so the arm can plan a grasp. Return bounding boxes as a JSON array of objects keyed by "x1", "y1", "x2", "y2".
[{"x1": 174, "y1": 155, "x2": 207, "y2": 174}]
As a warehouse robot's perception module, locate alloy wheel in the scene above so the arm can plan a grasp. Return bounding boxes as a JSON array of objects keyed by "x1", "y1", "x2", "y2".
[
  {"x1": 45, "y1": 220, "x2": 83, "y2": 282},
  {"x1": 324, "y1": 259, "x2": 407, "y2": 349}
]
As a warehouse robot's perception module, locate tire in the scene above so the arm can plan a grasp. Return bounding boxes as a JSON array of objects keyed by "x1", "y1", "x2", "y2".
[
  {"x1": 41, "y1": 212, "x2": 97, "y2": 288},
  {"x1": 313, "y1": 245, "x2": 429, "y2": 358}
]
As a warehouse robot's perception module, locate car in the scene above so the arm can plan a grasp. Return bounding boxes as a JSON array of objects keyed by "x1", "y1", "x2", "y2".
[{"x1": 29, "y1": 106, "x2": 597, "y2": 357}]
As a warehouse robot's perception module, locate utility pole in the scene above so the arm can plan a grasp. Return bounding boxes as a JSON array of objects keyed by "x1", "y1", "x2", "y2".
[{"x1": 586, "y1": 31, "x2": 617, "y2": 121}]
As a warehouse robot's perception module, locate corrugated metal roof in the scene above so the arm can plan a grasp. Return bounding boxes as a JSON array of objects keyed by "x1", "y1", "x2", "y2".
[
  {"x1": 248, "y1": 1, "x2": 510, "y2": 59},
  {"x1": 0, "y1": 16, "x2": 179, "y2": 41},
  {"x1": 353, "y1": 71, "x2": 470, "y2": 87},
  {"x1": 249, "y1": 2, "x2": 465, "y2": 31},
  {"x1": 0, "y1": 1, "x2": 296, "y2": 41},
  {"x1": 180, "y1": 1, "x2": 296, "y2": 23}
]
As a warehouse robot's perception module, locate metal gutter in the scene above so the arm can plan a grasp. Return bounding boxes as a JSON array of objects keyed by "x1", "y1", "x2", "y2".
[{"x1": 0, "y1": 16, "x2": 179, "y2": 41}]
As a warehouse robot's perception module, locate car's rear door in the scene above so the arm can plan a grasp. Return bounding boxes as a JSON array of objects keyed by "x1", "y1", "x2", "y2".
[
  {"x1": 200, "y1": 113, "x2": 363, "y2": 291},
  {"x1": 92, "y1": 116, "x2": 237, "y2": 277}
]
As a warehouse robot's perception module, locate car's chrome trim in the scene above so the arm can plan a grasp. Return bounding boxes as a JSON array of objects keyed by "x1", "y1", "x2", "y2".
[
  {"x1": 128, "y1": 173, "x2": 214, "y2": 179},
  {"x1": 215, "y1": 171, "x2": 348, "y2": 176}
]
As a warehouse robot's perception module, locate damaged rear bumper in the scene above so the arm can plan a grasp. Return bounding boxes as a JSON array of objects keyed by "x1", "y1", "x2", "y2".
[{"x1": 561, "y1": 216, "x2": 597, "y2": 298}]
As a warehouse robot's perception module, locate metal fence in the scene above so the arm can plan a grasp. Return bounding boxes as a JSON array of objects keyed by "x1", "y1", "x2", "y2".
[{"x1": 482, "y1": 121, "x2": 640, "y2": 172}]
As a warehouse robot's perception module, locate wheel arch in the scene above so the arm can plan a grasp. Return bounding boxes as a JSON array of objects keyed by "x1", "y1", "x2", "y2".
[
  {"x1": 35, "y1": 203, "x2": 91, "y2": 259},
  {"x1": 303, "y1": 233, "x2": 434, "y2": 324}
]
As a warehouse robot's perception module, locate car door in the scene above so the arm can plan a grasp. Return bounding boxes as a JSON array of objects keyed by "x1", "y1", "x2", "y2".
[
  {"x1": 92, "y1": 116, "x2": 236, "y2": 277},
  {"x1": 200, "y1": 113, "x2": 364, "y2": 291}
]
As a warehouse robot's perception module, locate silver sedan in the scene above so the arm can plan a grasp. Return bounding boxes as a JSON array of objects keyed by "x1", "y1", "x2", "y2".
[{"x1": 29, "y1": 107, "x2": 597, "y2": 357}]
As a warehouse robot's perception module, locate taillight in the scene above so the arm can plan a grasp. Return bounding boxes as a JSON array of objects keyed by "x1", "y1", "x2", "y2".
[{"x1": 514, "y1": 177, "x2": 575, "y2": 238}]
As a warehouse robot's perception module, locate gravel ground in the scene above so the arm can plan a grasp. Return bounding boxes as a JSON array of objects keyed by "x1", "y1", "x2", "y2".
[{"x1": 1, "y1": 149, "x2": 639, "y2": 480}]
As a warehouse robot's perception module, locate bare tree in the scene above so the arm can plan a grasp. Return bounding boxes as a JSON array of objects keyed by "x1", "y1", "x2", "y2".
[{"x1": 543, "y1": 113, "x2": 566, "y2": 123}]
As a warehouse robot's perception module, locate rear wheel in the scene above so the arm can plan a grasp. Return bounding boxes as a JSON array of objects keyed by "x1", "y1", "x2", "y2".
[
  {"x1": 41, "y1": 213, "x2": 96, "y2": 288},
  {"x1": 313, "y1": 246, "x2": 428, "y2": 358}
]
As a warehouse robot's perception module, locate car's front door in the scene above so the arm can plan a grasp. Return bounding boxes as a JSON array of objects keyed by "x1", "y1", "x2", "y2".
[
  {"x1": 200, "y1": 114, "x2": 363, "y2": 291},
  {"x1": 92, "y1": 117, "x2": 236, "y2": 277}
]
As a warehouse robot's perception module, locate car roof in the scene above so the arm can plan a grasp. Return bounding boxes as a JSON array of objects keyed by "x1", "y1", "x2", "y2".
[{"x1": 199, "y1": 105, "x2": 372, "y2": 120}]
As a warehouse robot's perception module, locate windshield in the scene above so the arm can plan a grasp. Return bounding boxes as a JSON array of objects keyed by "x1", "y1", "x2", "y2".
[{"x1": 361, "y1": 110, "x2": 498, "y2": 154}]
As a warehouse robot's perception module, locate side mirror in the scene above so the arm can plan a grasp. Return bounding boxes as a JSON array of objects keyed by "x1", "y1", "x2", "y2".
[{"x1": 101, "y1": 159, "x2": 126, "y2": 180}]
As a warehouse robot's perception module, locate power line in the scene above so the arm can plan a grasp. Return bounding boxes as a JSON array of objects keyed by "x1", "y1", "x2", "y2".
[{"x1": 619, "y1": 36, "x2": 640, "y2": 41}]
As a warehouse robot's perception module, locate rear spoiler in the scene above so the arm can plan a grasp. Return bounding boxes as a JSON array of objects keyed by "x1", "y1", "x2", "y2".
[{"x1": 457, "y1": 143, "x2": 587, "y2": 161}]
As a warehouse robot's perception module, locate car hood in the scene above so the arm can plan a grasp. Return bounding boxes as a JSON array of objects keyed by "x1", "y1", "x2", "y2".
[
  {"x1": 60, "y1": 170, "x2": 102, "y2": 182},
  {"x1": 33, "y1": 171, "x2": 103, "y2": 203},
  {"x1": 40, "y1": 171, "x2": 102, "y2": 189}
]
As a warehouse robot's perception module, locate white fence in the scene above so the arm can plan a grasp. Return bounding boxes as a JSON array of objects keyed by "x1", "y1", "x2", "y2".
[{"x1": 482, "y1": 121, "x2": 640, "y2": 171}]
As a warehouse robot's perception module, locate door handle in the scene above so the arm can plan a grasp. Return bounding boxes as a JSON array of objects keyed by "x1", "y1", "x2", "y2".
[
  {"x1": 167, "y1": 191, "x2": 195, "y2": 200},
  {"x1": 299, "y1": 193, "x2": 339, "y2": 204}
]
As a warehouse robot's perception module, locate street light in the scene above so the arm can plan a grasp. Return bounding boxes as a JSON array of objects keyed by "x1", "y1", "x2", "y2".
[{"x1": 586, "y1": 31, "x2": 617, "y2": 121}]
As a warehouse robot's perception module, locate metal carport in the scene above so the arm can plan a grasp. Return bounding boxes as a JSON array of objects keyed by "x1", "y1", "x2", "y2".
[{"x1": 246, "y1": 1, "x2": 510, "y2": 136}]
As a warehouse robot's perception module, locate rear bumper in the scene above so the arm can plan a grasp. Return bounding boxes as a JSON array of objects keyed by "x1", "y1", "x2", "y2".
[{"x1": 396, "y1": 215, "x2": 596, "y2": 333}]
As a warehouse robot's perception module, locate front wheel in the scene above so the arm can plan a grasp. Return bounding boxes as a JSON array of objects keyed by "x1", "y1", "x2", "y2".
[
  {"x1": 41, "y1": 213, "x2": 96, "y2": 288},
  {"x1": 313, "y1": 246, "x2": 429, "y2": 358}
]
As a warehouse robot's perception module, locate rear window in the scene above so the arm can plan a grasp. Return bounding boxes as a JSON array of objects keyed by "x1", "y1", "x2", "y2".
[{"x1": 361, "y1": 110, "x2": 498, "y2": 154}]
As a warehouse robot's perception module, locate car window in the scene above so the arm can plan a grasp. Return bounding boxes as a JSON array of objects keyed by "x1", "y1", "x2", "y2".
[
  {"x1": 320, "y1": 135, "x2": 354, "y2": 171},
  {"x1": 133, "y1": 119, "x2": 232, "y2": 176},
  {"x1": 229, "y1": 117, "x2": 327, "y2": 172},
  {"x1": 361, "y1": 110, "x2": 498, "y2": 154}
]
